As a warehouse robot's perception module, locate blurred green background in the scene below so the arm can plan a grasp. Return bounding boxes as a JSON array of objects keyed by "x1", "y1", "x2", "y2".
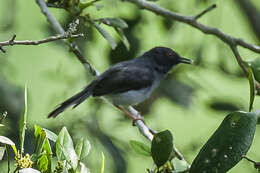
[{"x1": 0, "y1": 0, "x2": 260, "y2": 172}]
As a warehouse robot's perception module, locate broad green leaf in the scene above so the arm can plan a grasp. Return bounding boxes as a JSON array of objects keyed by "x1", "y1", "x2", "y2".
[
  {"x1": 43, "y1": 128, "x2": 58, "y2": 142},
  {"x1": 100, "y1": 152, "x2": 105, "y2": 173},
  {"x1": 0, "y1": 147, "x2": 5, "y2": 160},
  {"x1": 190, "y1": 111, "x2": 257, "y2": 173},
  {"x1": 248, "y1": 67, "x2": 255, "y2": 112},
  {"x1": 37, "y1": 154, "x2": 49, "y2": 173},
  {"x1": 151, "y1": 130, "x2": 173, "y2": 167},
  {"x1": 0, "y1": 136, "x2": 15, "y2": 146},
  {"x1": 92, "y1": 21, "x2": 117, "y2": 49},
  {"x1": 80, "y1": 162, "x2": 91, "y2": 173},
  {"x1": 20, "y1": 85, "x2": 28, "y2": 154},
  {"x1": 18, "y1": 168, "x2": 41, "y2": 173},
  {"x1": 100, "y1": 18, "x2": 128, "y2": 29},
  {"x1": 56, "y1": 127, "x2": 78, "y2": 170},
  {"x1": 129, "y1": 140, "x2": 151, "y2": 156},
  {"x1": 115, "y1": 28, "x2": 130, "y2": 51},
  {"x1": 75, "y1": 137, "x2": 91, "y2": 161}
]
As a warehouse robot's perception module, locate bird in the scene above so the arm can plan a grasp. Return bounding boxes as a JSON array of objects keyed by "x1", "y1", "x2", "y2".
[{"x1": 48, "y1": 46, "x2": 192, "y2": 119}]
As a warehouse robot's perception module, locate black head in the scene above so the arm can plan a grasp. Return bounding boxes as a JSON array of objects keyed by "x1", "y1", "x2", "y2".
[{"x1": 144, "y1": 47, "x2": 192, "y2": 73}]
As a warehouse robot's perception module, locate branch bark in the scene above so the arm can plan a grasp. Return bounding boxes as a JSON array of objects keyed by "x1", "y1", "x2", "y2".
[{"x1": 0, "y1": 34, "x2": 83, "y2": 53}]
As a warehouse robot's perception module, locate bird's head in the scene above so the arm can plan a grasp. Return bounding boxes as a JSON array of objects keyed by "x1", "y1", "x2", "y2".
[{"x1": 144, "y1": 47, "x2": 192, "y2": 73}]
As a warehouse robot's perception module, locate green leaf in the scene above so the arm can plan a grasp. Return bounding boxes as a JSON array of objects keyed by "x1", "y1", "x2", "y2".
[
  {"x1": 56, "y1": 127, "x2": 78, "y2": 170},
  {"x1": 100, "y1": 152, "x2": 105, "y2": 173},
  {"x1": 43, "y1": 138, "x2": 52, "y2": 172},
  {"x1": 248, "y1": 67, "x2": 255, "y2": 112},
  {"x1": 80, "y1": 162, "x2": 91, "y2": 173},
  {"x1": 190, "y1": 111, "x2": 258, "y2": 173},
  {"x1": 0, "y1": 147, "x2": 5, "y2": 160},
  {"x1": 129, "y1": 140, "x2": 151, "y2": 156},
  {"x1": 37, "y1": 154, "x2": 49, "y2": 173},
  {"x1": 92, "y1": 21, "x2": 117, "y2": 49},
  {"x1": 20, "y1": 85, "x2": 28, "y2": 155},
  {"x1": 151, "y1": 130, "x2": 173, "y2": 167},
  {"x1": 75, "y1": 137, "x2": 91, "y2": 161},
  {"x1": 99, "y1": 18, "x2": 128, "y2": 29},
  {"x1": 34, "y1": 125, "x2": 46, "y2": 157},
  {"x1": 43, "y1": 128, "x2": 58, "y2": 142},
  {"x1": 248, "y1": 58, "x2": 260, "y2": 83},
  {"x1": 115, "y1": 28, "x2": 130, "y2": 51}
]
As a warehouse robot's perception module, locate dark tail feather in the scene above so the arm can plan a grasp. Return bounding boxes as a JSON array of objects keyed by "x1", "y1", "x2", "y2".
[{"x1": 48, "y1": 85, "x2": 93, "y2": 118}]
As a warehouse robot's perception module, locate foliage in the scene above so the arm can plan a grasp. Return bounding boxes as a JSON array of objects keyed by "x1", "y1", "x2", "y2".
[{"x1": 0, "y1": 87, "x2": 102, "y2": 173}]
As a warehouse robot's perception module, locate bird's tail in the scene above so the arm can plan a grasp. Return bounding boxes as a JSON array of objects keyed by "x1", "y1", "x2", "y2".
[{"x1": 48, "y1": 84, "x2": 94, "y2": 118}]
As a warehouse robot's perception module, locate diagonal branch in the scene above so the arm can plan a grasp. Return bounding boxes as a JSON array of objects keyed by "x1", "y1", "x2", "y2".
[
  {"x1": 0, "y1": 33, "x2": 83, "y2": 53},
  {"x1": 125, "y1": 0, "x2": 260, "y2": 53}
]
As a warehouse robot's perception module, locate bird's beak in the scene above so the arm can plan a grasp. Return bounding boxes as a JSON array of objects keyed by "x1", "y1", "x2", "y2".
[{"x1": 179, "y1": 57, "x2": 193, "y2": 64}]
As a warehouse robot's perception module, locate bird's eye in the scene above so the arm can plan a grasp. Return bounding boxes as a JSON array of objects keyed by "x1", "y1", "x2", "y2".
[{"x1": 166, "y1": 52, "x2": 172, "y2": 56}]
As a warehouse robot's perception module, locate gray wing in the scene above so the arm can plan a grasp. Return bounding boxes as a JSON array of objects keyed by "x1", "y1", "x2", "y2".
[{"x1": 92, "y1": 61, "x2": 154, "y2": 96}]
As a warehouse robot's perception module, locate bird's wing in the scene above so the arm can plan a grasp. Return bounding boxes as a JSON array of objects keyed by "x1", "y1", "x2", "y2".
[{"x1": 92, "y1": 62, "x2": 154, "y2": 96}]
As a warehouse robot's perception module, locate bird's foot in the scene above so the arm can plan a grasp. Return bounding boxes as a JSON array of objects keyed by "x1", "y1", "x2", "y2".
[{"x1": 115, "y1": 105, "x2": 145, "y2": 126}]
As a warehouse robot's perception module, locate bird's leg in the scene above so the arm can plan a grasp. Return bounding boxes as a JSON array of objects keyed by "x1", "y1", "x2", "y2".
[{"x1": 115, "y1": 105, "x2": 144, "y2": 126}]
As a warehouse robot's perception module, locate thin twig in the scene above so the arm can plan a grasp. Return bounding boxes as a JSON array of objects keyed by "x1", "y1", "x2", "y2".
[
  {"x1": 0, "y1": 33, "x2": 83, "y2": 53},
  {"x1": 230, "y1": 45, "x2": 248, "y2": 75},
  {"x1": 242, "y1": 155, "x2": 260, "y2": 170},
  {"x1": 194, "y1": 4, "x2": 217, "y2": 20}
]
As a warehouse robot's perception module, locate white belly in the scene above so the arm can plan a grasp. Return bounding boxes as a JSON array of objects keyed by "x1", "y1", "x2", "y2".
[{"x1": 105, "y1": 87, "x2": 153, "y2": 105}]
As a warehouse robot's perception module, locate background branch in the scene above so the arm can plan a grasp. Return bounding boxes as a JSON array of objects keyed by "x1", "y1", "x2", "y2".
[{"x1": 0, "y1": 33, "x2": 83, "y2": 53}]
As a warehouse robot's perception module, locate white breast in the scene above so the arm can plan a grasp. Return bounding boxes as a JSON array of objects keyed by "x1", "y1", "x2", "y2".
[{"x1": 105, "y1": 79, "x2": 160, "y2": 106}]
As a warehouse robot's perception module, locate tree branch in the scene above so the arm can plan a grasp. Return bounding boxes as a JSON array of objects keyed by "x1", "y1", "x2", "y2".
[
  {"x1": 0, "y1": 33, "x2": 83, "y2": 53},
  {"x1": 125, "y1": 0, "x2": 260, "y2": 53},
  {"x1": 194, "y1": 4, "x2": 217, "y2": 20}
]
